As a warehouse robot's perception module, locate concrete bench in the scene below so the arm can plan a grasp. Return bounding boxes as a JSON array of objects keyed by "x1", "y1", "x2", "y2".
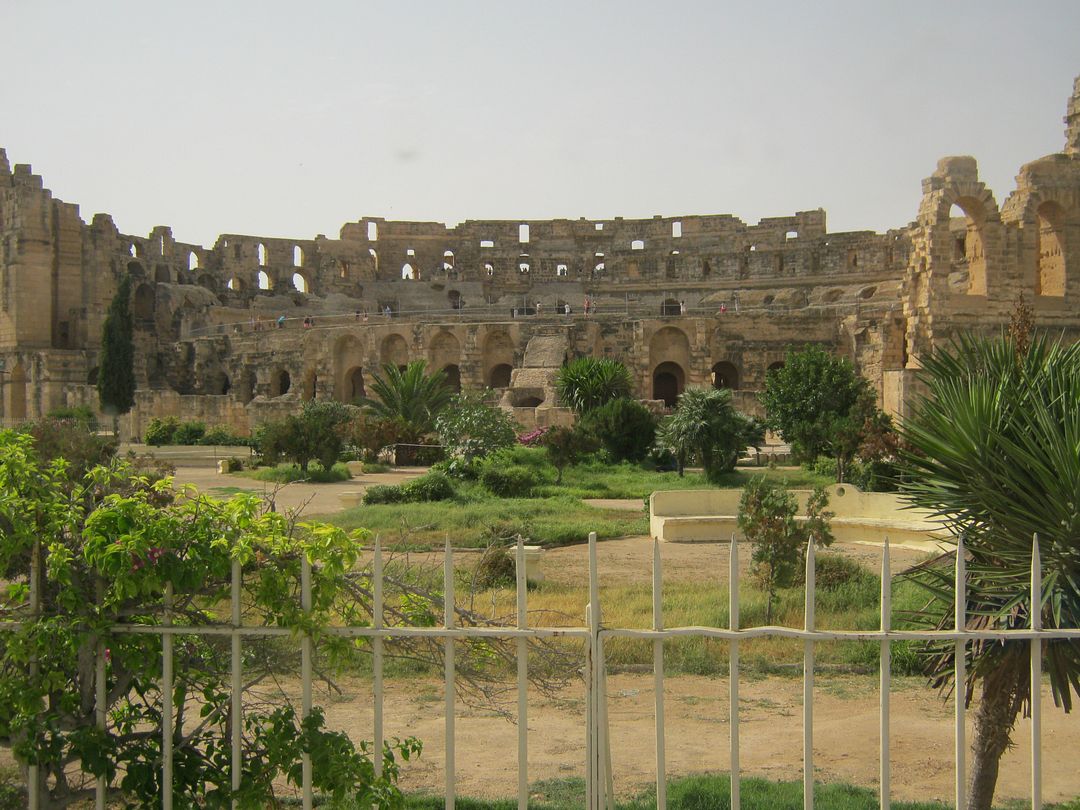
[{"x1": 338, "y1": 491, "x2": 365, "y2": 508}]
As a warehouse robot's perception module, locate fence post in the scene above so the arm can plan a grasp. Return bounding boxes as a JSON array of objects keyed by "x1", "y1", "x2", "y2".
[
  {"x1": 162, "y1": 582, "x2": 174, "y2": 810},
  {"x1": 652, "y1": 539, "x2": 667, "y2": 810},
  {"x1": 515, "y1": 537, "x2": 529, "y2": 810},
  {"x1": 729, "y1": 535, "x2": 740, "y2": 810},
  {"x1": 879, "y1": 537, "x2": 891, "y2": 810},
  {"x1": 96, "y1": 580, "x2": 107, "y2": 810},
  {"x1": 230, "y1": 558, "x2": 242, "y2": 808},
  {"x1": 301, "y1": 555, "x2": 313, "y2": 810},
  {"x1": 803, "y1": 538, "x2": 816, "y2": 810},
  {"x1": 373, "y1": 537, "x2": 385, "y2": 784},
  {"x1": 955, "y1": 535, "x2": 967, "y2": 810},
  {"x1": 444, "y1": 537, "x2": 456, "y2": 810},
  {"x1": 28, "y1": 541, "x2": 41, "y2": 810},
  {"x1": 1030, "y1": 534, "x2": 1042, "y2": 810}
]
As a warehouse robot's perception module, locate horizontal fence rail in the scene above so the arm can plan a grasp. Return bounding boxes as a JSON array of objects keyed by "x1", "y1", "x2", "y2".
[{"x1": 3, "y1": 531, "x2": 1073, "y2": 809}]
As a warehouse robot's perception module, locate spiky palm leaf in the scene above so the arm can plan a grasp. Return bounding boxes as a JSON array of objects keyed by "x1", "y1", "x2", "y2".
[
  {"x1": 554, "y1": 357, "x2": 633, "y2": 414},
  {"x1": 358, "y1": 360, "x2": 452, "y2": 441},
  {"x1": 899, "y1": 334, "x2": 1080, "y2": 809}
]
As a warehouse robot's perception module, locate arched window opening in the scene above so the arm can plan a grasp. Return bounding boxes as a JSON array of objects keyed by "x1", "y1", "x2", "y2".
[
  {"x1": 292, "y1": 272, "x2": 309, "y2": 293},
  {"x1": 1036, "y1": 201, "x2": 1066, "y2": 296},
  {"x1": 661, "y1": 298, "x2": 681, "y2": 317},
  {"x1": 129, "y1": 243, "x2": 138, "y2": 258},
  {"x1": 293, "y1": 245, "x2": 303, "y2": 266},
  {"x1": 271, "y1": 369, "x2": 291, "y2": 397},
  {"x1": 401, "y1": 263, "x2": 416, "y2": 280},
  {"x1": 519, "y1": 261, "x2": 530, "y2": 274},
  {"x1": 257, "y1": 243, "x2": 268, "y2": 266},
  {"x1": 443, "y1": 250, "x2": 455, "y2": 270},
  {"x1": 133, "y1": 284, "x2": 155, "y2": 320},
  {"x1": 786, "y1": 230, "x2": 798, "y2": 240},
  {"x1": 595, "y1": 222, "x2": 604, "y2": 231},
  {"x1": 367, "y1": 221, "x2": 378, "y2": 241},
  {"x1": 227, "y1": 276, "x2": 244, "y2": 292},
  {"x1": 345, "y1": 367, "x2": 365, "y2": 401},
  {"x1": 443, "y1": 364, "x2": 462, "y2": 393},
  {"x1": 949, "y1": 201, "x2": 987, "y2": 295},
  {"x1": 631, "y1": 239, "x2": 645, "y2": 251},
  {"x1": 257, "y1": 270, "x2": 271, "y2": 291},
  {"x1": 519, "y1": 223, "x2": 530, "y2": 243},
  {"x1": 87, "y1": 366, "x2": 100, "y2": 386},
  {"x1": 556, "y1": 263, "x2": 568, "y2": 277},
  {"x1": 238, "y1": 371, "x2": 257, "y2": 404},
  {"x1": 369, "y1": 248, "x2": 379, "y2": 273},
  {"x1": 188, "y1": 251, "x2": 199, "y2": 271},
  {"x1": 484, "y1": 263, "x2": 495, "y2": 276},
  {"x1": 339, "y1": 261, "x2": 348, "y2": 279},
  {"x1": 672, "y1": 221, "x2": 682, "y2": 238},
  {"x1": 406, "y1": 248, "x2": 415, "y2": 257},
  {"x1": 480, "y1": 239, "x2": 494, "y2": 248},
  {"x1": 206, "y1": 371, "x2": 230, "y2": 396},
  {"x1": 652, "y1": 362, "x2": 684, "y2": 408},
  {"x1": 489, "y1": 363, "x2": 513, "y2": 389},
  {"x1": 711, "y1": 361, "x2": 739, "y2": 390}
]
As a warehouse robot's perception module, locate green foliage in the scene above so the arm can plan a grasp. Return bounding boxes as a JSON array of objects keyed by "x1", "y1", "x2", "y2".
[
  {"x1": 760, "y1": 344, "x2": 870, "y2": 461},
  {"x1": 541, "y1": 426, "x2": 599, "y2": 484},
  {"x1": 737, "y1": 476, "x2": 833, "y2": 624},
  {"x1": 172, "y1": 419, "x2": 206, "y2": 445},
  {"x1": 197, "y1": 424, "x2": 250, "y2": 446},
  {"x1": 363, "y1": 471, "x2": 456, "y2": 505},
  {"x1": 244, "y1": 462, "x2": 351, "y2": 483},
  {"x1": 360, "y1": 361, "x2": 452, "y2": 443},
  {"x1": 554, "y1": 357, "x2": 633, "y2": 414},
  {"x1": 0, "y1": 429, "x2": 416, "y2": 807},
  {"x1": 45, "y1": 405, "x2": 99, "y2": 432},
  {"x1": 144, "y1": 416, "x2": 180, "y2": 446},
  {"x1": 472, "y1": 545, "x2": 517, "y2": 590},
  {"x1": 898, "y1": 333, "x2": 1080, "y2": 808},
  {"x1": 578, "y1": 398, "x2": 657, "y2": 463},
  {"x1": 16, "y1": 418, "x2": 118, "y2": 483},
  {"x1": 257, "y1": 401, "x2": 357, "y2": 471},
  {"x1": 97, "y1": 275, "x2": 136, "y2": 420},
  {"x1": 481, "y1": 465, "x2": 540, "y2": 498},
  {"x1": 435, "y1": 390, "x2": 518, "y2": 463},
  {"x1": 654, "y1": 387, "x2": 761, "y2": 482}
]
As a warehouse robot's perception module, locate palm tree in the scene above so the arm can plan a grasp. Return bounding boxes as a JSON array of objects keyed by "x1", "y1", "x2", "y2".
[
  {"x1": 654, "y1": 387, "x2": 762, "y2": 481},
  {"x1": 554, "y1": 357, "x2": 633, "y2": 414},
  {"x1": 899, "y1": 334, "x2": 1080, "y2": 810},
  {"x1": 359, "y1": 360, "x2": 452, "y2": 444}
]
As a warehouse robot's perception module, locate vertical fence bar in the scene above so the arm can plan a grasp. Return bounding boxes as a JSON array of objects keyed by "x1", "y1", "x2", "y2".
[
  {"x1": 373, "y1": 537, "x2": 385, "y2": 781},
  {"x1": 230, "y1": 558, "x2": 242, "y2": 808},
  {"x1": 162, "y1": 582, "x2": 174, "y2": 810},
  {"x1": 652, "y1": 539, "x2": 667, "y2": 810},
  {"x1": 879, "y1": 538, "x2": 891, "y2": 810},
  {"x1": 729, "y1": 534, "x2": 740, "y2": 810},
  {"x1": 955, "y1": 535, "x2": 967, "y2": 810},
  {"x1": 803, "y1": 539, "x2": 816, "y2": 810},
  {"x1": 28, "y1": 541, "x2": 40, "y2": 810},
  {"x1": 586, "y1": 531, "x2": 603, "y2": 810},
  {"x1": 1030, "y1": 534, "x2": 1042, "y2": 810},
  {"x1": 300, "y1": 555, "x2": 313, "y2": 810},
  {"x1": 444, "y1": 538, "x2": 456, "y2": 810},
  {"x1": 515, "y1": 536, "x2": 528, "y2": 810},
  {"x1": 96, "y1": 580, "x2": 107, "y2": 810}
]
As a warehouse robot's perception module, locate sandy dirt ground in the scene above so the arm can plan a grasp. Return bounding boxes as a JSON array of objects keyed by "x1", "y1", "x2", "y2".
[{"x1": 162, "y1": 465, "x2": 1079, "y2": 805}]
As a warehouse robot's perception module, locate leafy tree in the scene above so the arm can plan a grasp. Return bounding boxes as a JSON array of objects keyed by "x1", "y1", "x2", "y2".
[
  {"x1": 256, "y1": 401, "x2": 356, "y2": 471},
  {"x1": 360, "y1": 361, "x2": 452, "y2": 444},
  {"x1": 737, "y1": 476, "x2": 833, "y2": 623},
  {"x1": 435, "y1": 390, "x2": 518, "y2": 463},
  {"x1": 0, "y1": 430, "x2": 420, "y2": 807},
  {"x1": 97, "y1": 275, "x2": 136, "y2": 435},
  {"x1": 899, "y1": 334, "x2": 1080, "y2": 810},
  {"x1": 827, "y1": 388, "x2": 899, "y2": 485},
  {"x1": 653, "y1": 387, "x2": 762, "y2": 482},
  {"x1": 760, "y1": 345, "x2": 870, "y2": 461},
  {"x1": 541, "y1": 425, "x2": 599, "y2": 484},
  {"x1": 578, "y1": 398, "x2": 657, "y2": 463},
  {"x1": 554, "y1": 357, "x2": 633, "y2": 414}
]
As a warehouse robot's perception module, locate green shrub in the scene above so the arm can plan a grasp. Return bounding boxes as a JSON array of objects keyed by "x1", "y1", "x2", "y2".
[
  {"x1": 579, "y1": 398, "x2": 657, "y2": 463},
  {"x1": 363, "y1": 484, "x2": 407, "y2": 505},
  {"x1": 472, "y1": 546, "x2": 517, "y2": 589},
  {"x1": 401, "y1": 471, "x2": 455, "y2": 502},
  {"x1": 46, "y1": 405, "x2": 99, "y2": 432},
  {"x1": 198, "y1": 424, "x2": 249, "y2": 446},
  {"x1": 481, "y1": 465, "x2": 539, "y2": 498},
  {"x1": 173, "y1": 420, "x2": 207, "y2": 445},
  {"x1": 794, "y1": 552, "x2": 874, "y2": 590},
  {"x1": 144, "y1": 416, "x2": 180, "y2": 446}
]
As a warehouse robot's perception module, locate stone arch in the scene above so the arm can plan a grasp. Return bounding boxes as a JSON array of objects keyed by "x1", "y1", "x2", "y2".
[
  {"x1": 380, "y1": 333, "x2": 410, "y2": 368},
  {"x1": 7, "y1": 361, "x2": 27, "y2": 422},
  {"x1": 237, "y1": 370, "x2": 258, "y2": 404},
  {"x1": 1036, "y1": 200, "x2": 1066, "y2": 296},
  {"x1": 154, "y1": 264, "x2": 172, "y2": 283},
  {"x1": 948, "y1": 198, "x2": 989, "y2": 295},
  {"x1": 126, "y1": 260, "x2": 145, "y2": 279},
  {"x1": 482, "y1": 330, "x2": 515, "y2": 385},
  {"x1": 205, "y1": 370, "x2": 230, "y2": 395},
  {"x1": 133, "y1": 283, "x2": 155, "y2": 320},
  {"x1": 428, "y1": 331, "x2": 461, "y2": 370},
  {"x1": 270, "y1": 368, "x2": 291, "y2": 397},
  {"x1": 334, "y1": 334, "x2": 367, "y2": 402},
  {"x1": 442, "y1": 364, "x2": 462, "y2": 393},
  {"x1": 711, "y1": 361, "x2": 739, "y2": 390},
  {"x1": 292, "y1": 271, "x2": 311, "y2": 293},
  {"x1": 257, "y1": 270, "x2": 272, "y2": 291},
  {"x1": 649, "y1": 326, "x2": 690, "y2": 371},
  {"x1": 401, "y1": 263, "x2": 416, "y2": 280},
  {"x1": 342, "y1": 367, "x2": 366, "y2": 402},
  {"x1": 652, "y1": 362, "x2": 684, "y2": 407},
  {"x1": 226, "y1": 276, "x2": 246, "y2": 292}
]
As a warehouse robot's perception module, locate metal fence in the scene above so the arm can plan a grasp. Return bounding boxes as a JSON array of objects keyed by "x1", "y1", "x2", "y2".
[{"x1": 12, "y1": 531, "x2": 1079, "y2": 809}]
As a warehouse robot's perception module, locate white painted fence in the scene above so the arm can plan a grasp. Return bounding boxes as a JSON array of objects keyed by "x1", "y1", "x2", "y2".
[{"x1": 14, "y1": 531, "x2": 1080, "y2": 809}]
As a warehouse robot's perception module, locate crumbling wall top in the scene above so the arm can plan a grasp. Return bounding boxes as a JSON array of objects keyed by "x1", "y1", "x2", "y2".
[{"x1": 1065, "y1": 75, "x2": 1080, "y2": 155}]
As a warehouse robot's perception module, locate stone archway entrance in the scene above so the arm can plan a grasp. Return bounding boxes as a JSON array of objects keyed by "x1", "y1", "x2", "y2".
[{"x1": 652, "y1": 361, "x2": 684, "y2": 407}]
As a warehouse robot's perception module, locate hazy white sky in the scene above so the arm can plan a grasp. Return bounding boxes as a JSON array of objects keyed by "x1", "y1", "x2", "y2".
[{"x1": 3, "y1": 1, "x2": 1078, "y2": 248}]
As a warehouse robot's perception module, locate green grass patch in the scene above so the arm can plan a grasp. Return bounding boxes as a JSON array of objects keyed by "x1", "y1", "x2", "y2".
[
  {"x1": 237, "y1": 462, "x2": 351, "y2": 483},
  {"x1": 323, "y1": 493, "x2": 646, "y2": 548}
]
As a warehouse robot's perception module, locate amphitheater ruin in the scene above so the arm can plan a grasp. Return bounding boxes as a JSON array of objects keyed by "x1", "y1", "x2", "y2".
[{"x1": 1, "y1": 77, "x2": 1079, "y2": 437}]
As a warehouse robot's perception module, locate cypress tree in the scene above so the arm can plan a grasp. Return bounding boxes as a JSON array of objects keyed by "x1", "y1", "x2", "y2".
[{"x1": 97, "y1": 275, "x2": 136, "y2": 433}]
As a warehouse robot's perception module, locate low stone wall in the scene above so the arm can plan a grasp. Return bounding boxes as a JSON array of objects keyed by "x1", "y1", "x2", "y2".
[{"x1": 649, "y1": 484, "x2": 948, "y2": 550}]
